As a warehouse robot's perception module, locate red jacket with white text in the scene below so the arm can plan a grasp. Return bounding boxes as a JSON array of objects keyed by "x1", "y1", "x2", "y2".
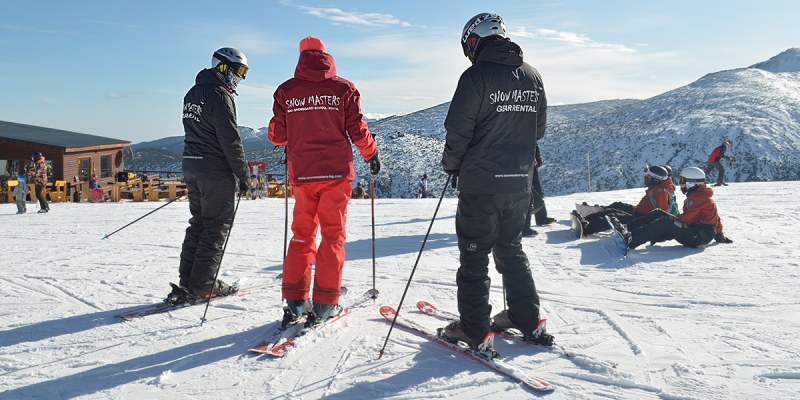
[{"x1": 268, "y1": 50, "x2": 376, "y2": 185}]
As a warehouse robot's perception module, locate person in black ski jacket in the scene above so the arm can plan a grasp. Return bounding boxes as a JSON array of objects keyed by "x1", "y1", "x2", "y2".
[
  {"x1": 439, "y1": 13, "x2": 554, "y2": 351},
  {"x1": 166, "y1": 47, "x2": 251, "y2": 304}
]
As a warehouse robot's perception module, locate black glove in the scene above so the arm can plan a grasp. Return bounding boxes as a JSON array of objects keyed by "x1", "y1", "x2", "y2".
[
  {"x1": 445, "y1": 169, "x2": 459, "y2": 188},
  {"x1": 238, "y1": 178, "x2": 250, "y2": 195},
  {"x1": 535, "y1": 145, "x2": 543, "y2": 167},
  {"x1": 369, "y1": 153, "x2": 381, "y2": 175},
  {"x1": 714, "y1": 233, "x2": 733, "y2": 244}
]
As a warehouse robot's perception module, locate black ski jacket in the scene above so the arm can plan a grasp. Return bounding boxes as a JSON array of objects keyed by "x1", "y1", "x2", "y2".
[
  {"x1": 182, "y1": 69, "x2": 249, "y2": 181},
  {"x1": 442, "y1": 40, "x2": 547, "y2": 194}
]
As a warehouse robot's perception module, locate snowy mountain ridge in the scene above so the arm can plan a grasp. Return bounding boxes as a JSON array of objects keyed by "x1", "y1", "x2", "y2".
[{"x1": 130, "y1": 48, "x2": 800, "y2": 198}]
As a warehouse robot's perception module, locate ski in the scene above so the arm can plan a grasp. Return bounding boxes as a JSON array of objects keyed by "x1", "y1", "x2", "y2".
[
  {"x1": 380, "y1": 305, "x2": 554, "y2": 393},
  {"x1": 416, "y1": 301, "x2": 574, "y2": 359},
  {"x1": 249, "y1": 287, "x2": 377, "y2": 357},
  {"x1": 249, "y1": 308, "x2": 351, "y2": 357},
  {"x1": 116, "y1": 291, "x2": 243, "y2": 321}
]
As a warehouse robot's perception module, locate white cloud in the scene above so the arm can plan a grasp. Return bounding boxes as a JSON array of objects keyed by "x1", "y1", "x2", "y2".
[
  {"x1": 296, "y1": 6, "x2": 411, "y2": 28},
  {"x1": 107, "y1": 92, "x2": 132, "y2": 99},
  {"x1": 510, "y1": 27, "x2": 637, "y2": 53}
]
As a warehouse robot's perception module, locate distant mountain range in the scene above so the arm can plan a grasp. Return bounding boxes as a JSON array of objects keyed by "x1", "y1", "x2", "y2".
[{"x1": 129, "y1": 48, "x2": 800, "y2": 198}]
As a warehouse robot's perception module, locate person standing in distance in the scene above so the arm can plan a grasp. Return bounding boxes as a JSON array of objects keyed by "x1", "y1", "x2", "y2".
[
  {"x1": 704, "y1": 139, "x2": 733, "y2": 186},
  {"x1": 166, "y1": 47, "x2": 251, "y2": 304},
  {"x1": 268, "y1": 36, "x2": 379, "y2": 328},
  {"x1": 440, "y1": 13, "x2": 554, "y2": 352},
  {"x1": 30, "y1": 152, "x2": 50, "y2": 213}
]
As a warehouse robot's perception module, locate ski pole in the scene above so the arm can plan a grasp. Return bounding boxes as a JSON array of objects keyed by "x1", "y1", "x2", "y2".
[
  {"x1": 200, "y1": 191, "x2": 243, "y2": 325},
  {"x1": 378, "y1": 174, "x2": 451, "y2": 359},
  {"x1": 101, "y1": 193, "x2": 185, "y2": 240},
  {"x1": 368, "y1": 173, "x2": 379, "y2": 300}
]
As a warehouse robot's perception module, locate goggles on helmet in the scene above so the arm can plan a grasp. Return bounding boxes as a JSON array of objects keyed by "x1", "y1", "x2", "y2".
[{"x1": 218, "y1": 63, "x2": 248, "y2": 79}]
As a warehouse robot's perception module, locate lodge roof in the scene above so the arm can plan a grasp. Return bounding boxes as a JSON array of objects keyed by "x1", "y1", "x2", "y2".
[{"x1": 0, "y1": 120, "x2": 130, "y2": 149}]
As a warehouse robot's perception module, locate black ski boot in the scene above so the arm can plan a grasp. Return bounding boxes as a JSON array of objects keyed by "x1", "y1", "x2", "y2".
[
  {"x1": 165, "y1": 283, "x2": 192, "y2": 305},
  {"x1": 522, "y1": 318, "x2": 555, "y2": 347}
]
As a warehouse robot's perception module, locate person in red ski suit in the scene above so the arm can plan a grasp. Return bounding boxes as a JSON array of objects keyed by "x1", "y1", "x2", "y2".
[
  {"x1": 268, "y1": 36, "x2": 379, "y2": 326},
  {"x1": 704, "y1": 140, "x2": 732, "y2": 186}
]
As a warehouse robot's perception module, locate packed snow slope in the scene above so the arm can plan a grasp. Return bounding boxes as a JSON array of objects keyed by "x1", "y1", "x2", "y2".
[{"x1": 1, "y1": 181, "x2": 799, "y2": 399}]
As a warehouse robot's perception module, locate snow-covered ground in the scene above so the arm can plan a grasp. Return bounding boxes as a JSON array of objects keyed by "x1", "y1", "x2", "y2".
[{"x1": 1, "y1": 181, "x2": 798, "y2": 399}]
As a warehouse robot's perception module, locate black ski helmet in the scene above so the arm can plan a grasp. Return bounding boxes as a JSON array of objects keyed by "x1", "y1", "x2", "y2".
[
  {"x1": 461, "y1": 13, "x2": 506, "y2": 62},
  {"x1": 643, "y1": 165, "x2": 669, "y2": 187},
  {"x1": 32, "y1": 152, "x2": 42, "y2": 160},
  {"x1": 659, "y1": 164, "x2": 673, "y2": 179}
]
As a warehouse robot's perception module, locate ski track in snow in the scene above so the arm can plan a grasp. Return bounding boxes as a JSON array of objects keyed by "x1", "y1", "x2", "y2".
[{"x1": 1, "y1": 182, "x2": 799, "y2": 399}]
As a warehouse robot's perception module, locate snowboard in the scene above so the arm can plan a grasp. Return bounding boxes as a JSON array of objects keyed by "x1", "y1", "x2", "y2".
[
  {"x1": 569, "y1": 210, "x2": 584, "y2": 238},
  {"x1": 604, "y1": 215, "x2": 629, "y2": 256},
  {"x1": 575, "y1": 202, "x2": 605, "y2": 218}
]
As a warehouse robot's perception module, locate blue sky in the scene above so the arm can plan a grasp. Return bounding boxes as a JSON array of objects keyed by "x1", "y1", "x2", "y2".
[{"x1": 1, "y1": 1, "x2": 798, "y2": 143}]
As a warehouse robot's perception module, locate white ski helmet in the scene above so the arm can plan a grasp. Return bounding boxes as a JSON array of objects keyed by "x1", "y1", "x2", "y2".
[
  {"x1": 679, "y1": 167, "x2": 706, "y2": 193},
  {"x1": 643, "y1": 165, "x2": 669, "y2": 187},
  {"x1": 212, "y1": 47, "x2": 248, "y2": 73},
  {"x1": 211, "y1": 47, "x2": 248, "y2": 91},
  {"x1": 461, "y1": 13, "x2": 507, "y2": 62}
]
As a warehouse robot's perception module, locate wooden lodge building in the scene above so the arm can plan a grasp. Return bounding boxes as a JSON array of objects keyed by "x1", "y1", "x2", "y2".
[{"x1": 0, "y1": 120, "x2": 131, "y2": 200}]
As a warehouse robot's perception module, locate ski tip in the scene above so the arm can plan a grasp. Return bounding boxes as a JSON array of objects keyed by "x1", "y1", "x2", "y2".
[
  {"x1": 416, "y1": 301, "x2": 435, "y2": 314},
  {"x1": 379, "y1": 306, "x2": 396, "y2": 318}
]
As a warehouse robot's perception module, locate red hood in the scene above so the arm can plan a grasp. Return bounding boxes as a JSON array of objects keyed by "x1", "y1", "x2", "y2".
[
  {"x1": 294, "y1": 51, "x2": 337, "y2": 82},
  {"x1": 692, "y1": 185, "x2": 714, "y2": 198}
]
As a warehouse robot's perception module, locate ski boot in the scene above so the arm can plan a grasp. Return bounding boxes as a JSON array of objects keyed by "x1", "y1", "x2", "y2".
[
  {"x1": 282, "y1": 299, "x2": 312, "y2": 328},
  {"x1": 165, "y1": 283, "x2": 192, "y2": 305},
  {"x1": 304, "y1": 302, "x2": 344, "y2": 330},
  {"x1": 439, "y1": 321, "x2": 498, "y2": 359}
]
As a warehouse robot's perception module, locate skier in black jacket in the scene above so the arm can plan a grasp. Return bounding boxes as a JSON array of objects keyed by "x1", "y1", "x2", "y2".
[
  {"x1": 166, "y1": 47, "x2": 251, "y2": 304},
  {"x1": 440, "y1": 13, "x2": 554, "y2": 351}
]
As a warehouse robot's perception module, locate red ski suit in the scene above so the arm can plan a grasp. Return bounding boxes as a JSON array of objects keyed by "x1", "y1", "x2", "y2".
[{"x1": 268, "y1": 50, "x2": 377, "y2": 304}]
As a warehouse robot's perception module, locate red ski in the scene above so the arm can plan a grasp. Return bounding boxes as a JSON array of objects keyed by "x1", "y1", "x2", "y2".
[{"x1": 380, "y1": 305, "x2": 554, "y2": 393}]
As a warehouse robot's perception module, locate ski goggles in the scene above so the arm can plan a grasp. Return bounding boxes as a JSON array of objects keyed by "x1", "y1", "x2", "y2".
[{"x1": 219, "y1": 63, "x2": 249, "y2": 78}]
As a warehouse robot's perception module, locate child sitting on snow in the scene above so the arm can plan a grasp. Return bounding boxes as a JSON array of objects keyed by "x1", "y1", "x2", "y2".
[
  {"x1": 624, "y1": 167, "x2": 733, "y2": 249},
  {"x1": 575, "y1": 165, "x2": 678, "y2": 235}
]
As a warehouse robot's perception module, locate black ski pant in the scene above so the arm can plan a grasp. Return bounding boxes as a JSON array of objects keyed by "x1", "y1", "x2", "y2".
[
  {"x1": 35, "y1": 184, "x2": 49, "y2": 211},
  {"x1": 178, "y1": 169, "x2": 236, "y2": 293},
  {"x1": 525, "y1": 166, "x2": 549, "y2": 227},
  {"x1": 456, "y1": 192, "x2": 541, "y2": 343},
  {"x1": 628, "y1": 212, "x2": 716, "y2": 249},
  {"x1": 704, "y1": 161, "x2": 726, "y2": 184}
]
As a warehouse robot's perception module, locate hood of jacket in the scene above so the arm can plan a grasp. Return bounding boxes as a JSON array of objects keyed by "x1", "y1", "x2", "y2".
[
  {"x1": 689, "y1": 185, "x2": 714, "y2": 198},
  {"x1": 475, "y1": 39, "x2": 524, "y2": 67},
  {"x1": 294, "y1": 51, "x2": 337, "y2": 82},
  {"x1": 195, "y1": 68, "x2": 224, "y2": 86}
]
